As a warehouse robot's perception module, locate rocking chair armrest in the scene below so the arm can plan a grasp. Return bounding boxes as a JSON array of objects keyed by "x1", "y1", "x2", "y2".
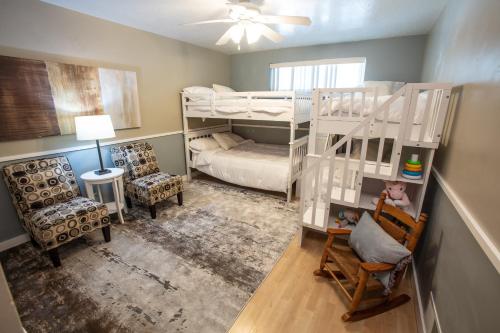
[
  {"x1": 326, "y1": 226, "x2": 352, "y2": 236},
  {"x1": 360, "y1": 262, "x2": 395, "y2": 273}
]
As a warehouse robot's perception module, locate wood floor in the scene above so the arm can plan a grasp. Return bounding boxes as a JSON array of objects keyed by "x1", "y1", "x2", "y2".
[{"x1": 229, "y1": 230, "x2": 419, "y2": 333}]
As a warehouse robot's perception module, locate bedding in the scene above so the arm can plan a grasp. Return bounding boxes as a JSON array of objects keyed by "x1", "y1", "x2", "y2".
[
  {"x1": 213, "y1": 132, "x2": 239, "y2": 150},
  {"x1": 189, "y1": 137, "x2": 220, "y2": 152},
  {"x1": 192, "y1": 140, "x2": 291, "y2": 193},
  {"x1": 186, "y1": 97, "x2": 292, "y2": 114},
  {"x1": 212, "y1": 84, "x2": 235, "y2": 93},
  {"x1": 320, "y1": 91, "x2": 430, "y2": 124}
]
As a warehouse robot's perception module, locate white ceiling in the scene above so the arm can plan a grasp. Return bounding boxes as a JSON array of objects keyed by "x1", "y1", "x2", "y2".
[{"x1": 42, "y1": 0, "x2": 447, "y2": 54}]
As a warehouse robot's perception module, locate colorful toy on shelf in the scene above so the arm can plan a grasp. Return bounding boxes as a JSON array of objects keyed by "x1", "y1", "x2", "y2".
[{"x1": 402, "y1": 154, "x2": 423, "y2": 180}]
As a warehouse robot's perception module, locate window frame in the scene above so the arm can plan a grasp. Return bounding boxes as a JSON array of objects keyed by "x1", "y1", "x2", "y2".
[{"x1": 269, "y1": 57, "x2": 366, "y2": 91}]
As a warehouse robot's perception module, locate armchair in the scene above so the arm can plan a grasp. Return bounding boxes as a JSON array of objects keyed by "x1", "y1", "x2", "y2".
[
  {"x1": 110, "y1": 142, "x2": 183, "y2": 219},
  {"x1": 3, "y1": 156, "x2": 111, "y2": 267}
]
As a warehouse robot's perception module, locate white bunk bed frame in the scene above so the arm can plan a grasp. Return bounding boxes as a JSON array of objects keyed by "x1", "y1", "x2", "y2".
[
  {"x1": 181, "y1": 90, "x2": 312, "y2": 202},
  {"x1": 299, "y1": 83, "x2": 452, "y2": 243}
]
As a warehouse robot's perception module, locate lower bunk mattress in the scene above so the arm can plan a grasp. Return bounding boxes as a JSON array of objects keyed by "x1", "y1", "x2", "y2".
[{"x1": 192, "y1": 140, "x2": 290, "y2": 193}]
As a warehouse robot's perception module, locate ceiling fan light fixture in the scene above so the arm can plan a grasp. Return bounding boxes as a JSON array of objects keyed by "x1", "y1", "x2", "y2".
[
  {"x1": 246, "y1": 23, "x2": 263, "y2": 44},
  {"x1": 230, "y1": 23, "x2": 244, "y2": 44}
]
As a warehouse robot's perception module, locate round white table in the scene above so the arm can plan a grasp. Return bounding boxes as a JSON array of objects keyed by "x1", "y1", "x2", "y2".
[{"x1": 81, "y1": 168, "x2": 127, "y2": 224}]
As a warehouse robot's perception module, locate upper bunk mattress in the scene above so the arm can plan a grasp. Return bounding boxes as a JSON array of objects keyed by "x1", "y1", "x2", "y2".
[
  {"x1": 186, "y1": 98, "x2": 292, "y2": 114},
  {"x1": 192, "y1": 140, "x2": 290, "y2": 193},
  {"x1": 319, "y1": 92, "x2": 431, "y2": 124}
]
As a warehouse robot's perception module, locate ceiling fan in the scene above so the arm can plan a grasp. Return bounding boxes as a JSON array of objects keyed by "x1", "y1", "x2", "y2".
[{"x1": 184, "y1": 0, "x2": 311, "y2": 49}]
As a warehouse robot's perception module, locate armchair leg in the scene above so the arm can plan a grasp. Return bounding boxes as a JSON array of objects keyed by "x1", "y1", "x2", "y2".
[
  {"x1": 30, "y1": 237, "x2": 40, "y2": 249},
  {"x1": 102, "y1": 225, "x2": 111, "y2": 242},
  {"x1": 48, "y1": 248, "x2": 61, "y2": 268},
  {"x1": 125, "y1": 196, "x2": 132, "y2": 209},
  {"x1": 149, "y1": 204, "x2": 157, "y2": 219},
  {"x1": 177, "y1": 192, "x2": 183, "y2": 206}
]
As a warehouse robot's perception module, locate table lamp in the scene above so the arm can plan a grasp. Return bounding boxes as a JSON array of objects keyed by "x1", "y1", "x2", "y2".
[{"x1": 75, "y1": 115, "x2": 116, "y2": 175}]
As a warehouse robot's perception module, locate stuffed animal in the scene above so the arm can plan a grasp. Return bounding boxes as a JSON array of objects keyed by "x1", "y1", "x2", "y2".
[
  {"x1": 372, "y1": 181, "x2": 411, "y2": 210},
  {"x1": 336, "y1": 209, "x2": 360, "y2": 228}
]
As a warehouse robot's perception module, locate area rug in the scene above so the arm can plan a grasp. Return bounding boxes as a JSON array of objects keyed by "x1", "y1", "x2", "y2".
[{"x1": 1, "y1": 178, "x2": 298, "y2": 333}]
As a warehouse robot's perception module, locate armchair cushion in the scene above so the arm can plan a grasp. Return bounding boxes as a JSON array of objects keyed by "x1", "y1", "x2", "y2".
[
  {"x1": 27, "y1": 196, "x2": 110, "y2": 250},
  {"x1": 349, "y1": 212, "x2": 411, "y2": 292},
  {"x1": 3, "y1": 156, "x2": 80, "y2": 224},
  {"x1": 110, "y1": 142, "x2": 160, "y2": 181},
  {"x1": 126, "y1": 172, "x2": 183, "y2": 206}
]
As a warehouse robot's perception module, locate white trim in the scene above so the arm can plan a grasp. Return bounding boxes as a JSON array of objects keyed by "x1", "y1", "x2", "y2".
[
  {"x1": 0, "y1": 234, "x2": 30, "y2": 252},
  {"x1": 432, "y1": 167, "x2": 500, "y2": 273},
  {"x1": 0, "y1": 130, "x2": 183, "y2": 163},
  {"x1": 412, "y1": 261, "x2": 427, "y2": 333},
  {"x1": 270, "y1": 57, "x2": 366, "y2": 68}
]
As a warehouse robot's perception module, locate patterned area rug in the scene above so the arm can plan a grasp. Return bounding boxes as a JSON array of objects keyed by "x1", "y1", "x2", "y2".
[{"x1": 1, "y1": 178, "x2": 298, "y2": 333}]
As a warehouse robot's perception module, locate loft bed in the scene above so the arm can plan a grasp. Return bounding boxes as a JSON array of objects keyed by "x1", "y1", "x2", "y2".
[
  {"x1": 308, "y1": 83, "x2": 452, "y2": 155},
  {"x1": 181, "y1": 89, "x2": 312, "y2": 202}
]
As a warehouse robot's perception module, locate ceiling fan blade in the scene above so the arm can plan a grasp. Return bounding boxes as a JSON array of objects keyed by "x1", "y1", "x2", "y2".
[
  {"x1": 260, "y1": 25, "x2": 284, "y2": 43},
  {"x1": 256, "y1": 15, "x2": 311, "y2": 26},
  {"x1": 216, "y1": 26, "x2": 237, "y2": 45},
  {"x1": 183, "y1": 19, "x2": 236, "y2": 26}
]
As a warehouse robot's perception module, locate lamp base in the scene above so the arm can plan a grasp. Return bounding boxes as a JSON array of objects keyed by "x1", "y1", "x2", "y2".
[{"x1": 94, "y1": 169, "x2": 112, "y2": 176}]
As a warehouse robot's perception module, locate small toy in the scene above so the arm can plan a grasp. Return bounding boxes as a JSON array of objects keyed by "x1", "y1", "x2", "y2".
[
  {"x1": 372, "y1": 180, "x2": 411, "y2": 210},
  {"x1": 336, "y1": 209, "x2": 360, "y2": 228},
  {"x1": 402, "y1": 154, "x2": 423, "y2": 180}
]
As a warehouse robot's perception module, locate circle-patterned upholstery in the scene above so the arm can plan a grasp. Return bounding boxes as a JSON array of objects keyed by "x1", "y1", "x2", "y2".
[
  {"x1": 110, "y1": 142, "x2": 183, "y2": 206},
  {"x1": 3, "y1": 156, "x2": 111, "y2": 250}
]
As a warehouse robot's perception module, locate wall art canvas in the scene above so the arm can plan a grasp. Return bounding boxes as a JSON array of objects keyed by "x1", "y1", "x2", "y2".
[
  {"x1": 0, "y1": 55, "x2": 141, "y2": 141},
  {"x1": 0, "y1": 56, "x2": 61, "y2": 141}
]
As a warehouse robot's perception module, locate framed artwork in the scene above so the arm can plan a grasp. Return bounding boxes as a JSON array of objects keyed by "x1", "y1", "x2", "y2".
[{"x1": 0, "y1": 55, "x2": 141, "y2": 141}]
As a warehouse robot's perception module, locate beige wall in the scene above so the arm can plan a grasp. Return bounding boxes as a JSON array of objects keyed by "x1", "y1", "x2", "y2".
[
  {"x1": 0, "y1": 0, "x2": 230, "y2": 157},
  {"x1": 421, "y1": 0, "x2": 500, "y2": 247}
]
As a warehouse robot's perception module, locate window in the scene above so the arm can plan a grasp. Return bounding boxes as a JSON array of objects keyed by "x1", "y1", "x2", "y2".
[{"x1": 269, "y1": 58, "x2": 366, "y2": 91}]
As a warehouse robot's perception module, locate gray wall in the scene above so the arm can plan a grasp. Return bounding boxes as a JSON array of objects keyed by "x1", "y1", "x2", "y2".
[
  {"x1": 416, "y1": 176, "x2": 500, "y2": 333},
  {"x1": 230, "y1": 35, "x2": 427, "y2": 91},
  {"x1": 415, "y1": 0, "x2": 500, "y2": 332},
  {"x1": 230, "y1": 35, "x2": 427, "y2": 144},
  {"x1": 0, "y1": 134, "x2": 186, "y2": 243}
]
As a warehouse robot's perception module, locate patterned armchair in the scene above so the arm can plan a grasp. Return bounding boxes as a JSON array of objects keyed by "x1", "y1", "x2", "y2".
[
  {"x1": 2, "y1": 156, "x2": 111, "y2": 267},
  {"x1": 110, "y1": 142, "x2": 183, "y2": 219}
]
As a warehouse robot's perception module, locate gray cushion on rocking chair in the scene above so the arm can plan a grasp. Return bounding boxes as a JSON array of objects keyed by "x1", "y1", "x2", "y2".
[{"x1": 349, "y1": 212, "x2": 411, "y2": 291}]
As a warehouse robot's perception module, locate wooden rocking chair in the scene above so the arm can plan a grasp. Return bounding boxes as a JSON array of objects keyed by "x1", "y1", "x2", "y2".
[{"x1": 313, "y1": 193, "x2": 427, "y2": 322}]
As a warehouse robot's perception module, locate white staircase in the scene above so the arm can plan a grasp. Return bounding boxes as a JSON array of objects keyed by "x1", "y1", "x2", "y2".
[{"x1": 299, "y1": 83, "x2": 452, "y2": 232}]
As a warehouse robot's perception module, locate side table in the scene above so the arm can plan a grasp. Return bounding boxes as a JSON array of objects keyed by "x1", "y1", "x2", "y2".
[{"x1": 81, "y1": 168, "x2": 127, "y2": 224}]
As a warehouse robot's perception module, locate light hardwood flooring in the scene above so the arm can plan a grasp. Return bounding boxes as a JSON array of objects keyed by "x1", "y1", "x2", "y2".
[{"x1": 229, "y1": 230, "x2": 419, "y2": 333}]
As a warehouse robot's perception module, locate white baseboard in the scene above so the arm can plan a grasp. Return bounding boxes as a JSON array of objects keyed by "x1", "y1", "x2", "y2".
[
  {"x1": 0, "y1": 234, "x2": 30, "y2": 253},
  {"x1": 412, "y1": 261, "x2": 426, "y2": 333}
]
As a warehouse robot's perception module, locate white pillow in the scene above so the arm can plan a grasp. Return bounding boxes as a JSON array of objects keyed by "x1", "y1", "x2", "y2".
[
  {"x1": 213, "y1": 84, "x2": 235, "y2": 93},
  {"x1": 183, "y1": 86, "x2": 213, "y2": 94},
  {"x1": 212, "y1": 132, "x2": 239, "y2": 150},
  {"x1": 183, "y1": 86, "x2": 214, "y2": 102},
  {"x1": 189, "y1": 137, "x2": 220, "y2": 152},
  {"x1": 226, "y1": 132, "x2": 244, "y2": 143},
  {"x1": 363, "y1": 81, "x2": 393, "y2": 96}
]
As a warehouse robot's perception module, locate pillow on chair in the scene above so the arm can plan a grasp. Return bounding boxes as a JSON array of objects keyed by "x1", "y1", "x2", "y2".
[{"x1": 349, "y1": 212, "x2": 411, "y2": 291}]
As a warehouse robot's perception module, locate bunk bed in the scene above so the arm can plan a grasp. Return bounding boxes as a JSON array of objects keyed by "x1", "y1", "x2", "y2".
[
  {"x1": 182, "y1": 89, "x2": 312, "y2": 202},
  {"x1": 299, "y1": 83, "x2": 452, "y2": 243}
]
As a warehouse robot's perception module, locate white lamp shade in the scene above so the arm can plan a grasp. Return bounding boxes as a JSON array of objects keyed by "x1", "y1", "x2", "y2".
[{"x1": 75, "y1": 115, "x2": 116, "y2": 141}]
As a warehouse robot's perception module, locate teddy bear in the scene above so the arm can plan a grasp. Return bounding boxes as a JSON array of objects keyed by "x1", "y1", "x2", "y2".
[
  {"x1": 372, "y1": 181, "x2": 411, "y2": 210},
  {"x1": 336, "y1": 209, "x2": 360, "y2": 228}
]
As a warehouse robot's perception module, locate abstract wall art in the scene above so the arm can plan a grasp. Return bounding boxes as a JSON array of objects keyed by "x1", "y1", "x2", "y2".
[{"x1": 0, "y1": 55, "x2": 141, "y2": 141}]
